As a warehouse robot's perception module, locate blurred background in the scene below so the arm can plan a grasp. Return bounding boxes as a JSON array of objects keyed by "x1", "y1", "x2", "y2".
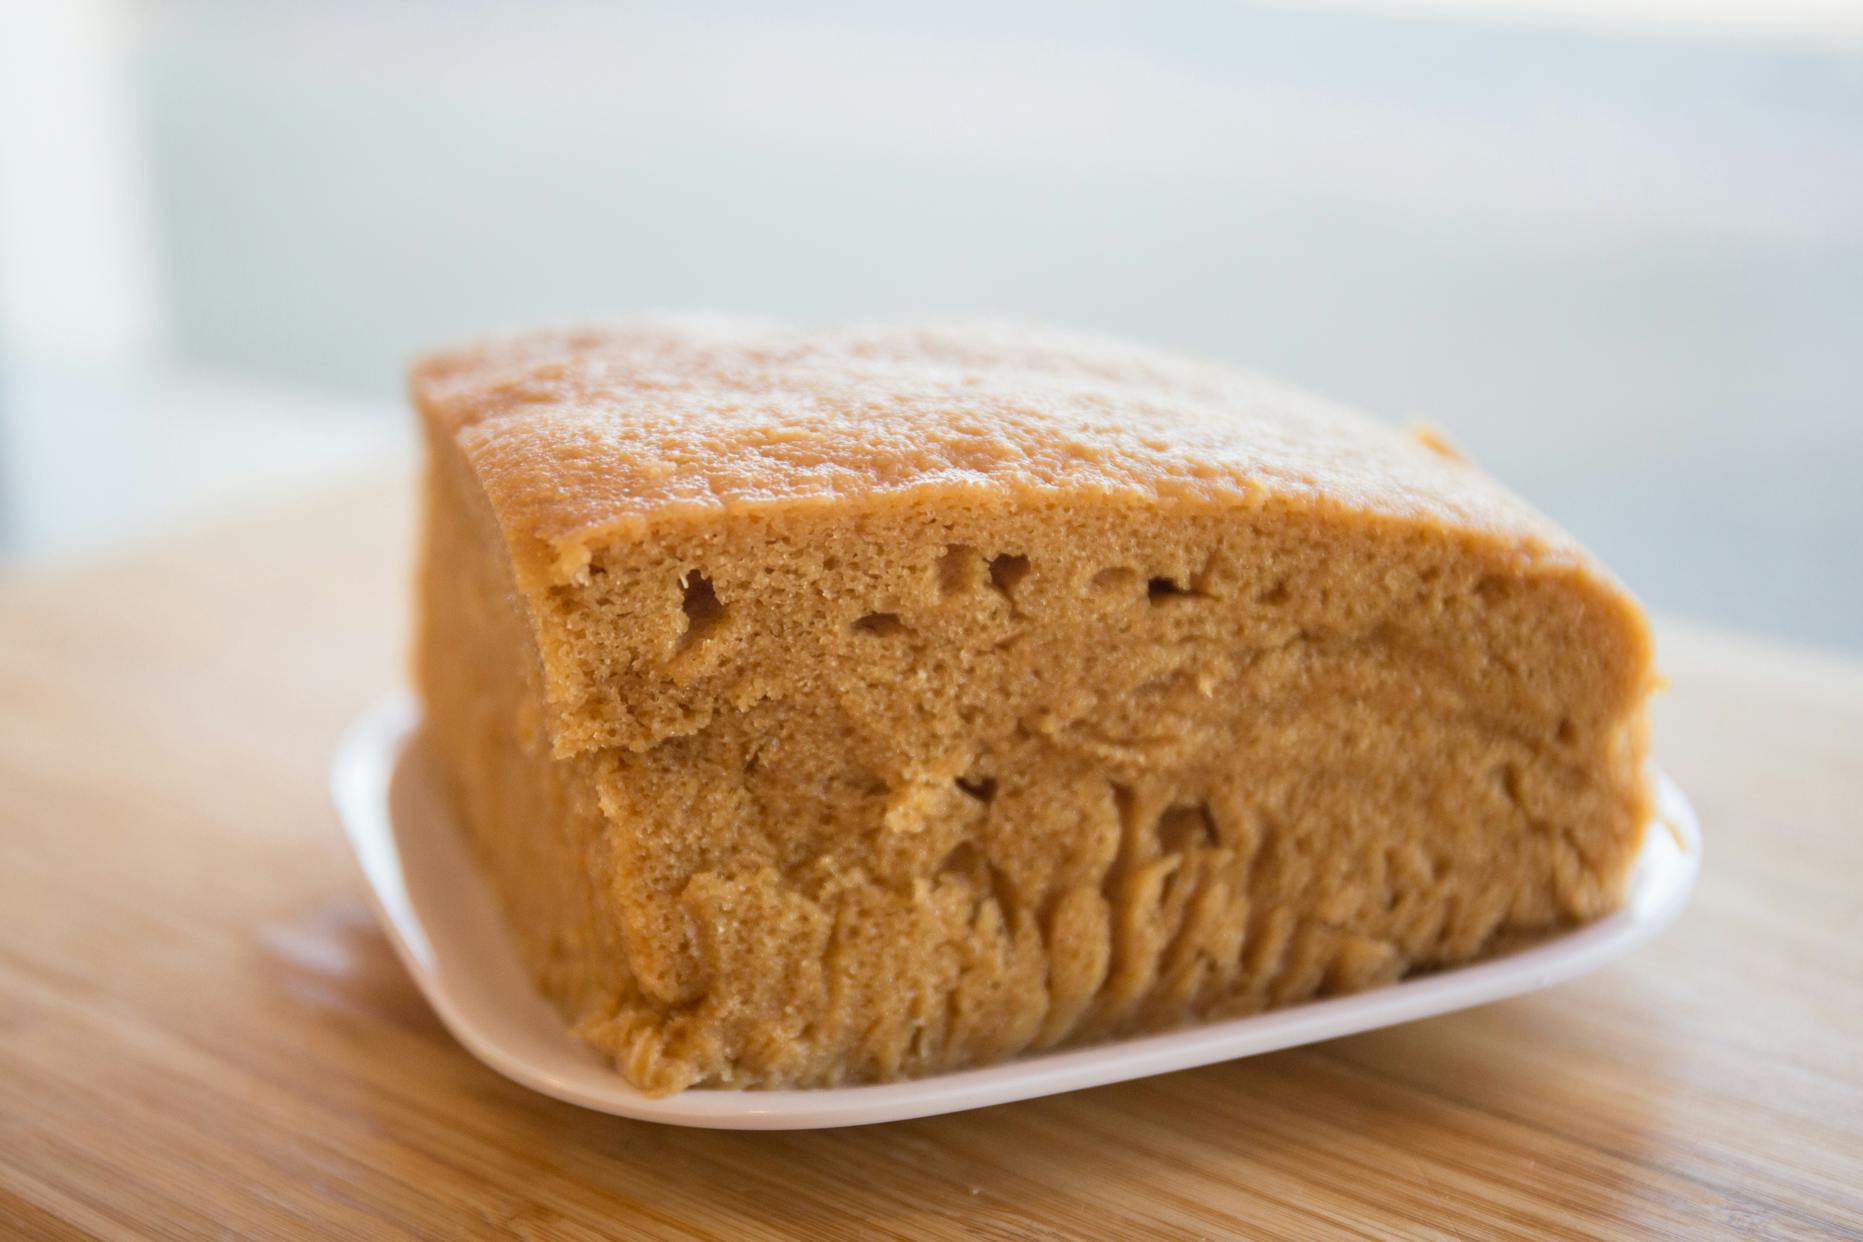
[{"x1": 1, "y1": 0, "x2": 1858, "y2": 649}]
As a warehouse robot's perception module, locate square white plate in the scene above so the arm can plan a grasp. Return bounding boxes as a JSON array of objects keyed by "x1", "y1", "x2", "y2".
[{"x1": 331, "y1": 693, "x2": 1700, "y2": 1130}]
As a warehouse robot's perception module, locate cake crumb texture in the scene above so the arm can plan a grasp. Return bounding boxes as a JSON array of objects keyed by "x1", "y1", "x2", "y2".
[{"x1": 415, "y1": 319, "x2": 1654, "y2": 1094}]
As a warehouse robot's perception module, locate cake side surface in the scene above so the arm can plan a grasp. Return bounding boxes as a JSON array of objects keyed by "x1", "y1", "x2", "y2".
[
  {"x1": 415, "y1": 414, "x2": 646, "y2": 1027},
  {"x1": 412, "y1": 320, "x2": 1655, "y2": 1095}
]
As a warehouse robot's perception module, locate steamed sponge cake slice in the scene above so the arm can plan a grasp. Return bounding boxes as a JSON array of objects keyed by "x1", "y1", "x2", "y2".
[{"x1": 413, "y1": 319, "x2": 1654, "y2": 1094}]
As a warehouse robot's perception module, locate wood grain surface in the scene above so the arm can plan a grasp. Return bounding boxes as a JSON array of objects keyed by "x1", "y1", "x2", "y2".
[{"x1": 1, "y1": 479, "x2": 1858, "y2": 1241}]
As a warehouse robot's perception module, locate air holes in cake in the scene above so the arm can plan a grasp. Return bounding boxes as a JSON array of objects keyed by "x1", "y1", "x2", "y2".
[
  {"x1": 939, "y1": 840, "x2": 981, "y2": 878},
  {"x1": 852, "y1": 612, "x2": 904, "y2": 636},
  {"x1": 955, "y1": 775, "x2": 997, "y2": 803},
  {"x1": 987, "y1": 862, "x2": 1023, "y2": 927},
  {"x1": 1555, "y1": 717, "x2": 1577, "y2": 745},
  {"x1": 1108, "y1": 781, "x2": 1136, "y2": 826},
  {"x1": 1157, "y1": 803, "x2": 1217, "y2": 855},
  {"x1": 938, "y1": 544, "x2": 980, "y2": 596},
  {"x1": 676, "y1": 571, "x2": 728, "y2": 652},
  {"x1": 938, "y1": 842, "x2": 1020, "y2": 924},
  {"x1": 1495, "y1": 763, "x2": 1526, "y2": 812},
  {"x1": 1256, "y1": 578, "x2": 1289, "y2": 606},
  {"x1": 1147, "y1": 576, "x2": 1202, "y2": 603},
  {"x1": 988, "y1": 553, "x2": 1031, "y2": 601},
  {"x1": 1092, "y1": 567, "x2": 1138, "y2": 594},
  {"x1": 1103, "y1": 782, "x2": 1138, "y2": 900}
]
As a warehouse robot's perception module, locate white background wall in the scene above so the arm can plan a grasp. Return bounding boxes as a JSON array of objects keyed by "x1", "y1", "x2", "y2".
[{"x1": 2, "y1": 0, "x2": 1859, "y2": 650}]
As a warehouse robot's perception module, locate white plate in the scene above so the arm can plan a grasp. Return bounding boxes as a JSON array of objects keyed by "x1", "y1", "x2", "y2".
[{"x1": 331, "y1": 694, "x2": 1701, "y2": 1131}]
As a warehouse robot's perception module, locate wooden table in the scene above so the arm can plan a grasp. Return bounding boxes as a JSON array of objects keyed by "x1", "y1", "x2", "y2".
[{"x1": 2, "y1": 479, "x2": 1858, "y2": 1241}]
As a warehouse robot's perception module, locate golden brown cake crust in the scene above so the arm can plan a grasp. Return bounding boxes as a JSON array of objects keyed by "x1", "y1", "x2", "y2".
[
  {"x1": 412, "y1": 319, "x2": 1584, "y2": 586},
  {"x1": 413, "y1": 319, "x2": 1656, "y2": 1096}
]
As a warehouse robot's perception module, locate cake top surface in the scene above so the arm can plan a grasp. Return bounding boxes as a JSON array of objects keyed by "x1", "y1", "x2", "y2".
[{"x1": 413, "y1": 318, "x2": 1578, "y2": 581}]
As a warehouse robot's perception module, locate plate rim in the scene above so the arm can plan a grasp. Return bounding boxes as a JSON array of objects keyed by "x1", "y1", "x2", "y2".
[{"x1": 330, "y1": 692, "x2": 1701, "y2": 1130}]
